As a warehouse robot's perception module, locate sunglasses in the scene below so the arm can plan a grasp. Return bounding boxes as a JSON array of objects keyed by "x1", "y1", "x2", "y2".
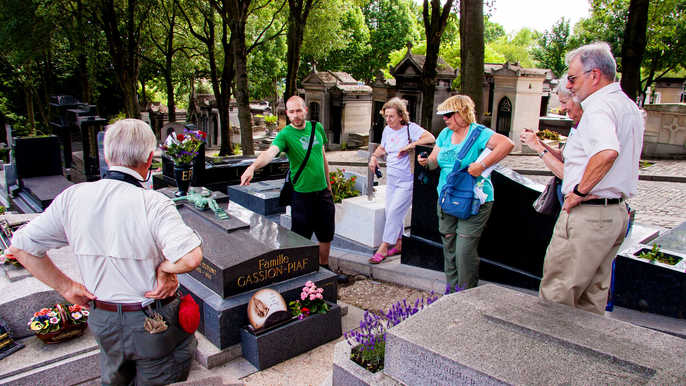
[
  {"x1": 567, "y1": 70, "x2": 592, "y2": 84},
  {"x1": 441, "y1": 112, "x2": 455, "y2": 119}
]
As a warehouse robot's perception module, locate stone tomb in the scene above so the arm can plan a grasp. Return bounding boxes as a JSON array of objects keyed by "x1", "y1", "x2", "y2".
[
  {"x1": 227, "y1": 179, "x2": 285, "y2": 216},
  {"x1": 157, "y1": 188, "x2": 339, "y2": 350},
  {"x1": 615, "y1": 220, "x2": 686, "y2": 318},
  {"x1": 379, "y1": 285, "x2": 686, "y2": 384}
]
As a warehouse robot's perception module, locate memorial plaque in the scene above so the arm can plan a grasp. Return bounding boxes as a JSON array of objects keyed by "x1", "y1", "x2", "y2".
[{"x1": 246, "y1": 288, "x2": 289, "y2": 330}]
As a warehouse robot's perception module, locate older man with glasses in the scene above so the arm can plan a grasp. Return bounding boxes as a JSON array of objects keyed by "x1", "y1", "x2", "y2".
[{"x1": 538, "y1": 42, "x2": 644, "y2": 315}]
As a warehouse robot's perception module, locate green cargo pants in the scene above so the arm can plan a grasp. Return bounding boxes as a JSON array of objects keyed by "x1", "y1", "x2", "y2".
[
  {"x1": 88, "y1": 298, "x2": 196, "y2": 386},
  {"x1": 437, "y1": 201, "x2": 493, "y2": 291}
]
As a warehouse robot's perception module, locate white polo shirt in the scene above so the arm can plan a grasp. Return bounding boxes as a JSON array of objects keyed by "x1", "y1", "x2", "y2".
[
  {"x1": 11, "y1": 166, "x2": 201, "y2": 304},
  {"x1": 561, "y1": 83, "x2": 644, "y2": 198}
]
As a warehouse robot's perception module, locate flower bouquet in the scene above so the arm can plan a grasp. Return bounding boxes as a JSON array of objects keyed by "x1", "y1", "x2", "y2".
[
  {"x1": 0, "y1": 251, "x2": 22, "y2": 268},
  {"x1": 28, "y1": 303, "x2": 89, "y2": 344},
  {"x1": 288, "y1": 281, "x2": 329, "y2": 320},
  {"x1": 160, "y1": 130, "x2": 207, "y2": 166}
]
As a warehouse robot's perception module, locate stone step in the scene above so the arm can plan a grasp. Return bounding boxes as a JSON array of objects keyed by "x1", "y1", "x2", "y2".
[
  {"x1": 381, "y1": 285, "x2": 686, "y2": 385},
  {"x1": 0, "y1": 329, "x2": 100, "y2": 385}
]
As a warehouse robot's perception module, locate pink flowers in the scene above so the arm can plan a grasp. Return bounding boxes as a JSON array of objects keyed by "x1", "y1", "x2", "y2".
[
  {"x1": 289, "y1": 281, "x2": 330, "y2": 319},
  {"x1": 301, "y1": 280, "x2": 324, "y2": 302}
]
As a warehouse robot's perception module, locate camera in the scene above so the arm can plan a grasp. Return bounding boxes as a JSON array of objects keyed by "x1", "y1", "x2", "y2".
[
  {"x1": 419, "y1": 151, "x2": 428, "y2": 158},
  {"x1": 375, "y1": 166, "x2": 383, "y2": 178}
]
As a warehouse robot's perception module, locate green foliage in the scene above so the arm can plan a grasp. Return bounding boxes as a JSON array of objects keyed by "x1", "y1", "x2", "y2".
[
  {"x1": 637, "y1": 244, "x2": 681, "y2": 265},
  {"x1": 484, "y1": 16, "x2": 505, "y2": 43},
  {"x1": 487, "y1": 29, "x2": 538, "y2": 68},
  {"x1": 531, "y1": 18, "x2": 570, "y2": 77},
  {"x1": 329, "y1": 169, "x2": 359, "y2": 203},
  {"x1": 569, "y1": 0, "x2": 686, "y2": 92},
  {"x1": 536, "y1": 129, "x2": 560, "y2": 140},
  {"x1": 232, "y1": 143, "x2": 241, "y2": 155}
]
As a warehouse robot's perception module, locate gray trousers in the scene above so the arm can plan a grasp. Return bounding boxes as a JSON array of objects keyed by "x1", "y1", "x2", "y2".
[{"x1": 88, "y1": 298, "x2": 196, "y2": 386}]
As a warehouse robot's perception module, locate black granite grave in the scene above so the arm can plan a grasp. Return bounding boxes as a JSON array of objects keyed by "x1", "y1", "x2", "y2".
[
  {"x1": 155, "y1": 155, "x2": 289, "y2": 194},
  {"x1": 13, "y1": 136, "x2": 73, "y2": 212},
  {"x1": 227, "y1": 179, "x2": 285, "y2": 216},
  {"x1": 157, "y1": 187, "x2": 338, "y2": 349},
  {"x1": 614, "y1": 222, "x2": 686, "y2": 319},
  {"x1": 402, "y1": 145, "x2": 556, "y2": 290}
]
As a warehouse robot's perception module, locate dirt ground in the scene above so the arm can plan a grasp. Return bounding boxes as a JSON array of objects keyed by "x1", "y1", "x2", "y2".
[{"x1": 337, "y1": 275, "x2": 440, "y2": 314}]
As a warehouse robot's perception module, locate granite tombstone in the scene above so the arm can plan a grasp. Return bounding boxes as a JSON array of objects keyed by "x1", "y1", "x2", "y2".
[{"x1": 160, "y1": 188, "x2": 338, "y2": 349}]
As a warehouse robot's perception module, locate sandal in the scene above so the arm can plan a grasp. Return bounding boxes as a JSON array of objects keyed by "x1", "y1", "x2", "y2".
[
  {"x1": 369, "y1": 252, "x2": 387, "y2": 264},
  {"x1": 387, "y1": 247, "x2": 401, "y2": 256}
]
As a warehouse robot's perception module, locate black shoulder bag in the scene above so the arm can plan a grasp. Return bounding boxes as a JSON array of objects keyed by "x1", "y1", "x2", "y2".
[{"x1": 279, "y1": 121, "x2": 317, "y2": 206}]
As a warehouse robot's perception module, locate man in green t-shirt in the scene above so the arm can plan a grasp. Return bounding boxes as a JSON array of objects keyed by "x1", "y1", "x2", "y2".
[{"x1": 241, "y1": 96, "x2": 339, "y2": 276}]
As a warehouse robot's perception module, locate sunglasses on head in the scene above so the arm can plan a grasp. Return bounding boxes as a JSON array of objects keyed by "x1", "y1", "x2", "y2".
[
  {"x1": 441, "y1": 112, "x2": 455, "y2": 119},
  {"x1": 567, "y1": 69, "x2": 592, "y2": 84}
]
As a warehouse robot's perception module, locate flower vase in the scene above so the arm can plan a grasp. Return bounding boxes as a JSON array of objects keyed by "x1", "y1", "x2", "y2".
[{"x1": 174, "y1": 163, "x2": 193, "y2": 197}]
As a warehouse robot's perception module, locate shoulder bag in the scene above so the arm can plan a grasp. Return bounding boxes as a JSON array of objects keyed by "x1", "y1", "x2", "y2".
[
  {"x1": 533, "y1": 176, "x2": 561, "y2": 215},
  {"x1": 279, "y1": 121, "x2": 317, "y2": 206},
  {"x1": 438, "y1": 124, "x2": 485, "y2": 219}
]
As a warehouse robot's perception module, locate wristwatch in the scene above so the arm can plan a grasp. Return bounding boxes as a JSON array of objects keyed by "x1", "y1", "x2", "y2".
[
  {"x1": 538, "y1": 149, "x2": 548, "y2": 158},
  {"x1": 573, "y1": 184, "x2": 588, "y2": 197}
]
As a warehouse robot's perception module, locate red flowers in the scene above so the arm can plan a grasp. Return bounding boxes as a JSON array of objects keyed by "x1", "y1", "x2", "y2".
[
  {"x1": 177, "y1": 133, "x2": 185, "y2": 141},
  {"x1": 198, "y1": 131, "x2": 207, "y2": 139}
]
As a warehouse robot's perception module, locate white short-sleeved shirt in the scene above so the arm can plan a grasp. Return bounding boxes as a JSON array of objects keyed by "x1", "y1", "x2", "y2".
[
  {"x1": 11, "y1": 166, "x2": 201, "y2": 304},
  {"x1": 561, "y1": 83, "x2": 644, "y2": 198},
  {"x1": 380, "y1": 122, "x2": 425, "y2": 181}
]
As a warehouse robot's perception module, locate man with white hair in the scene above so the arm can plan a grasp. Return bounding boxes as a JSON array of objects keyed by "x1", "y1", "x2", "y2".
[
  {"x1": 7, "y1": 119, "x2": 203, "y2": 384},
  {"x1": 538, "y1": 42, "x2": 644, "y2": 315}
]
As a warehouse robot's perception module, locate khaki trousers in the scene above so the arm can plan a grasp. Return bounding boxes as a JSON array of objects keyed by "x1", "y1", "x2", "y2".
[{"x1": 539, "y1": 202, "x2": 628, "y2": 314}]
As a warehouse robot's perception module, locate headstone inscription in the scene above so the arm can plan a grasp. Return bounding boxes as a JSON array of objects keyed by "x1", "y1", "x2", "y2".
[
  {"x1": 402, "y1": 145, "x2": 555, "y2": 290},
  {"x1": 160, "y1": 187, "x2": 338, "y2": 349},
  {"x1": 382, "y1": 285, "x2": 686, "y2": 385}
]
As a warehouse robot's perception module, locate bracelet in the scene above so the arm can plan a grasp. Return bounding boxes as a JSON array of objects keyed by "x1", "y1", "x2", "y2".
[
  {"x1": 479, "y1": 160, "x2": 487, "y2": 169},
  {"x1": 573, "y1": 184, "x2": 588, "y2": 197},
  {"x1": 538, "y1": 149, "x2": 548, "y2": 158}
]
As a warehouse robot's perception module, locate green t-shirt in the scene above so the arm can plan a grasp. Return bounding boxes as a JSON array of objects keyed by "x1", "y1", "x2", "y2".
[{"x1": 272, "y1": 121, "x2": 328, "y2": 193}]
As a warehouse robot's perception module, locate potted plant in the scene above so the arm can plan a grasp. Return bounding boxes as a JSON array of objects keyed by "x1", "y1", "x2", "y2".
[
  {"x1": 160, "y1": 129, "x2": 206, "y2": 196},
  {"x1": 28, "y1": 303, "x2": 89, "y2": 344},
  {"x1": 329, "y1": 169, "x2": 360, "y2": 204}
]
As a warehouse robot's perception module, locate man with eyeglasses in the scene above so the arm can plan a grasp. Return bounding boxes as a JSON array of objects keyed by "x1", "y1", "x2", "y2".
[{"x1": 538, "y1": 42, "x2": 644, "y2": 315}]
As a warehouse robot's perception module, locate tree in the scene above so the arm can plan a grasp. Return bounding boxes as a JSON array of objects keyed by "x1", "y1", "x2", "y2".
[
  {"x1": 212, "y1": 0, "x2": 286, "y2": 156},
  {"x1": 531, "y1": 18, "x2": 570, "y2": 77},
  {"x1": 95, "y1": 0, "x2": 153, "y2": 118},
  {"x1": 420, "y1": 0, "x2": 454, "y2": 132},
  {"x1": 141, "y1": 0, "x2": 187, "y2": 122},
  {"x1": 284, "y1": 0, "x2": 320, "y2": 101},
  {"x1": 179, "y1": 0, "x2": 234, "y2": 155},
  {"x1": 459, "y1": 0, "x2": 484, "y2": 122},
  {"x1": 570, "y1": 0, "x2": 686, "y2": 103},
  {"x1": 620, "y1": 0, "x2": 649, "y2": 101}
]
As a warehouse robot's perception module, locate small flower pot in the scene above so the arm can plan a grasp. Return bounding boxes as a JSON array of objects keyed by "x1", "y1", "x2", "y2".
[
  {"x1": 240, "y1": 301, "x2": 341, "y2": 370},
  {"x1": 174, "y1": 163, "x2": 193, "y2": 197}
]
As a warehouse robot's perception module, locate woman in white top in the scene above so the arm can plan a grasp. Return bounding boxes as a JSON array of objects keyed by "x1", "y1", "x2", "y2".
[{"x1": 368, "y1": 97, "x2": 435, "y2": 263}]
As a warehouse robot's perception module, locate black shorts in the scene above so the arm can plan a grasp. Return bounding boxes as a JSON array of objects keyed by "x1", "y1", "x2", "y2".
[{"x1": 291, "y1": 188, "x2": 335, "y2": 243}]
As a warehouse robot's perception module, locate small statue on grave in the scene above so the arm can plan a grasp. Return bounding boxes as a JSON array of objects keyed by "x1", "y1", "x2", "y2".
[{"x1": 172, "y1": 189, "x2": 229, "y2": 220}]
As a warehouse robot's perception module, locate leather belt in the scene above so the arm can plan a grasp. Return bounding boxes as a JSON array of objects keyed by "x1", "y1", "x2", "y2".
[
  {"x1": 581, "y1": 198, "x2": 623, "y2": 206},
  {"x1": 93, "y1": 297, "x2": 175, "y2": 312}
]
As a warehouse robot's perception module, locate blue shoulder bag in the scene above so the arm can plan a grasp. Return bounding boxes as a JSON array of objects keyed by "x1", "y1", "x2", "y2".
[{"x1": 438, "y1": 124, "x2": 485, "y2": 219}]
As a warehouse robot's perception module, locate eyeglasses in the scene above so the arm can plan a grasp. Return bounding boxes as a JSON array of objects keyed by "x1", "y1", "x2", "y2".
[
  {"x1": 567, "y1": 70, "x2": 592, "y2": 84},
  {"x1": 441, "y1": 112, "x2": 455, "y2": 119}
]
